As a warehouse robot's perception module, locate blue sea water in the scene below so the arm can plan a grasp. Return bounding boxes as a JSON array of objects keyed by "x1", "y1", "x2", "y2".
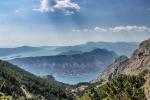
[
  {"x1": 29, "y1": 68, "x2": 101, "y2": 85},
  {"x1": 22, "y1": 67, "x2": 101, "y2": 85},
  {"x1": 20, "y1": 66, "x2": 101, "y2": 85},
  {"x1": 55, "y1": 71, "x2": 100, "y2": 85}
]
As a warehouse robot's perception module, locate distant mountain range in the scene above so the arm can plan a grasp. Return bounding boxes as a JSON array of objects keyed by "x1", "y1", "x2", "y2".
[
  {"x1": 9, "y1": 48, "x2": 118, "y2": 76},
  {"x1": 55, "y1": 42, "x2": 139, "y2": 57},
  {"x1": 59, "y1": 50, "x2": 83, "y2": 55},
  {"x1": 0, "y1": 42, "x2": 138, "y2": 60}
]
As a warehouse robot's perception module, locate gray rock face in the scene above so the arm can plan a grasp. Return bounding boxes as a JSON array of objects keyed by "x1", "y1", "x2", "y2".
[
  {"x1": 94, "y1": 38, "x2": 150, "y2": 82},
  {"x1": 123, "y1": 39, "x2": 150, "y2": 75},
  {"x1": 93, "y1": 56, "x2": 129, "y2": 82}
]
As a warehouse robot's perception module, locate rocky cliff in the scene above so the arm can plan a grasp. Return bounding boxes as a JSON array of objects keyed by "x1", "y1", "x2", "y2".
[
  {"x1": 94, "y1": 56, "x2": 129, "y2": 82},
  {"x1": 95, "y1": 38, "x2": 150, "y2": 81},
  {"x1": 123, "y1": 39, "x2": 150, "y2": 75}
]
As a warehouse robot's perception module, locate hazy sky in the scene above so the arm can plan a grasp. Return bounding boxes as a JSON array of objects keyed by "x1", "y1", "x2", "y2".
[{"x1": 0, "y1": 0, "x2": 150, "y2": 47}]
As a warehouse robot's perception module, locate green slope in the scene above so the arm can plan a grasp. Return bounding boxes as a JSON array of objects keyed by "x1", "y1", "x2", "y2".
[
  {"x1": 0, "y1": 60, "x2": 72, "y2": 100},
  {"x1": 80, "y1": 70, "x2": 149, "y2": 100}
]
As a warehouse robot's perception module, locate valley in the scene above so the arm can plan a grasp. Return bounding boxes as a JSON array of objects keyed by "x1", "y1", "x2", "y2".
[
  {"x1": 0, "y1": 42, "x2": 137, "y2": 84},
  {"x1": 9, "y1": 48, "x2": 117, "y2": 84},
  {"x1": 0, "y1": 38, "x2": 149, "y2": 100}
]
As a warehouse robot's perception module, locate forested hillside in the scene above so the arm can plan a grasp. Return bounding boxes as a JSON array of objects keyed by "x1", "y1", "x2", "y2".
[
  {"x1": 80, "y1": 71, "x2": 148, "y2": 100},
  {"x1": 0, "y1": 60, "x2": 73, "y2": 100}
]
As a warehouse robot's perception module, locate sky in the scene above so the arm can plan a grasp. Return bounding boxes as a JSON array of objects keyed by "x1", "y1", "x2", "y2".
[{"x1": 0, "y1": 0, "x2": 150, "y2": 47}]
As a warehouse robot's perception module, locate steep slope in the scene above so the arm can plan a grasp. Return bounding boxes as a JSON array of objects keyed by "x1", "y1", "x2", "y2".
[
  {"x1": 123, "y1": 39, "x2": 150, "y2": 75},
  {"x1": 81, "y1": 74, "x2": 146, "y2": 100},
  {"x1": 95, "y1": 38, "x2": 150, "y2": 81},
  {"x1": 0, "y1": 60, "x2": 72, "y2": 100},
  {"x1": 93, "y1": 56, "x2": 129, "y2": 82},
  {"x1": 9, "y1": 48, "x2": 117, "y2": 76}
]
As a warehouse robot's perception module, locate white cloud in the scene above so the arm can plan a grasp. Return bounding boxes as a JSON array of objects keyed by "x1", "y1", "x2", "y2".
[
  {"x1": 32, "y1": 0, "x2": 54, "y2": 13},
  {"x1": 109, "y1": 26, "x2": 149, "y2": 32},
  {"x1": 94, "y1": 27, "x2": 107, "y2": 32},
  {"x1": 72, "y1": 26, "x2": 150, "y2": 33},
  {"x1": 54, "y1": 0, "x2": 80, "y2": 11},
  {"x1": 33, "y1": 0, "x2": 80, "y2": 15},
  {"x1": 72, "y1": 28, "x2": 92, "y2": 32}
]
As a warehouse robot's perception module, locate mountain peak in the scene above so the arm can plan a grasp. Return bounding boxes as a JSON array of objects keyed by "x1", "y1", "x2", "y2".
[
  {"x1": 139, "y1": 39, "x2": 150, "y2": 51},
  {"x1": 131, "y1": 39, "x2": 150, "y2": 59}
]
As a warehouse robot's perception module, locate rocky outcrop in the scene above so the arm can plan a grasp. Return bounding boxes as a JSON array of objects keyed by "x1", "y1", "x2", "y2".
[
  {"x1": 123, "y1": 39, "x2": 150, "y2": 75},
  {"x1": 95, "y1": 38, "x2": 150, "y2": 82},
  {"x1": 94, "y1": 56, "x2": 129, "y2": 82}
]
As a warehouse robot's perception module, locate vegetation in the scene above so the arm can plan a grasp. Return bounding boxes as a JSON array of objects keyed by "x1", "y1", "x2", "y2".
[
  {"x1": 80, "y1": 74, "x2": 147, "y2": 100},
  {"x1": 0, "y1": 92, "x2": 12, "y2": 100},
  {"x1": 80, "y1": 89, "x2": 100, "y2": 100},
  {"x1": 0, "y1": 60, "x2": 73, "y2": 100},
  {"x1": 0, "y1": 83, "x2": 12, "y2": 100}
]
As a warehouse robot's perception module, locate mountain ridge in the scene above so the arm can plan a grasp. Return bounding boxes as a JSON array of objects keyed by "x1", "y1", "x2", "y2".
[
  {"x1": 55, "y1": 41, "x2": 138, "y2": 57},
  {"x1": 9, "y1": 48, "x2": 118, "y2": 76}
]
